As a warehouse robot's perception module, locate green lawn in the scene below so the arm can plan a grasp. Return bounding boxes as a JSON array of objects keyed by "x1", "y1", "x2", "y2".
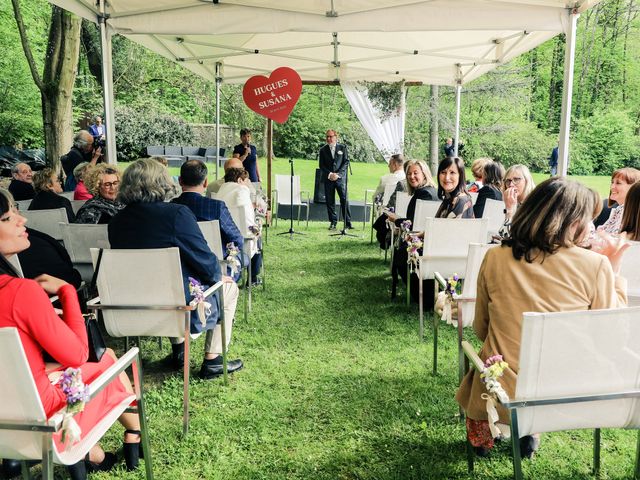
[{"x1": 84, "y1": 223, "x2": 636, "y2": 480}]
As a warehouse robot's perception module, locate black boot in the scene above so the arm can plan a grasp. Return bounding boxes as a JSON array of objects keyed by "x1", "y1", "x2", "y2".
[
  {"x1": 123, "y1": 429, "x2": 143, "y2": 471},
  {"x1": 66, "y1": 458, "x2": 87, "y2": 480},
  {"x1": 2, "y1": 459, "x2": 38, "y2": 479}
]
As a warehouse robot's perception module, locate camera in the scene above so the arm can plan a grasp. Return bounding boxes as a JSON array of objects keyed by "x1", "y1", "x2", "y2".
[{"x1": 93, "y1": 137, "x2": 106, "y2": 151}]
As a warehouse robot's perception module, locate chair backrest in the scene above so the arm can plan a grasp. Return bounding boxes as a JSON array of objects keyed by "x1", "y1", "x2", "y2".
[
  {"x1": 481, "y1": 198, "x2": 505, "y2": 235},
  {"x1": 181, "y1": 146, "x2": 202, "y2": 156},
  {"x1": 91, "y1": 248, "x2": 187, "y2": 338},
  {"x1": 21, "y1": 208, "x2": 68, "y2": 241},
  {"x1": 164, "y1": 146, "x2": 182, "y2": 156},
  {"x1": 620, "y1": 240, "x2": 640, "y2": 306},
  {"x1": 15, "y1": 199, "x2": 32, "y2": 211},
  {"x1": 458, "y1": 243, "x2": 498, "y2": 327},
  {"x1": 59, "y1": 191, "x2": 74, "y2": 200},
  {"x1": 204, "y1": 147, "x2": 226, "y2": 158},
  {"x1": 59, "y1": 223, "x2": 110, "y2": 264},
  {"x1": 382, "y1": 183, "x2": 397, "y2": 206},
  {"x1": 469, "y1": 192, "x2": 479, "y2": 205},
  {"x1": 395, "y1": 192, "x2": 411, "y2": 218},
  {"x1": 420, "y1": 218, "x2": 489, "y2": 279},
  {"x1": 197, "y1": 220, "x2": 224, "y2": 259},
  {"x1": 146, "y1": 145, "x2": 164, "y2": 156},
  {"x1": 515, "y1": 307, "x2": 640, "y2": 437},
  {"x1": 412, "y1": 200, "x2": 441, "y2": 232},
  {"x1": 0, "y1": 328, "x2": 48, "y2": 461},
  {"x1": 275, "y1": 174, "x2": 303, "y2": 205},
  {"x1": 71, "y1": 200, "x2": 86, "y2": 214},
  {"x1": 226, "y1": 205, "x2": 251, "y2": 237}
]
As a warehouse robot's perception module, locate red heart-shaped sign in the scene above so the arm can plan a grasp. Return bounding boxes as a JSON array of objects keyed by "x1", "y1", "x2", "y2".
[{"x1": 242, "y1": 67, "x2": 302, "y2": 124}]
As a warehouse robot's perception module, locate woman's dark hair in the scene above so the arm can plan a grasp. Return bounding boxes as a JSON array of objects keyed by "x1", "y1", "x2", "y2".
[
  {"x1": 620, "y1": 182, "x2": 640, "y2": 241},
  {"x1": 437, "y1": 157, "x2": 467, "y2": 199},
  {"x1": 0, "y1": 189, "x2": 21, "y2": 277},
  {"x1": 503, "y1": 177, "x2": 601, "y2": 262},
  {"x1": 224, "y1": 168, "x2": 249, "y2": 184},
  {"x1": 482, "y1": 161, "x2": 504, "y2": 189}
]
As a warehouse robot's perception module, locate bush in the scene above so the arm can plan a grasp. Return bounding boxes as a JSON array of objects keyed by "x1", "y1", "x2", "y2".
[
  {"x1": 114, "y1": 105, "x2": 195, "y2": 161},
  {"x1": 463, "y1": 123, "x2": 554, "y2": 172}
]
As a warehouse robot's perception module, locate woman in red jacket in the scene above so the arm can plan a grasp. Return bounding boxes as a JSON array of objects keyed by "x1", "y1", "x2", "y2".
[{"x1": 0, "y1": 188, "x2": 141, "y2": 479}]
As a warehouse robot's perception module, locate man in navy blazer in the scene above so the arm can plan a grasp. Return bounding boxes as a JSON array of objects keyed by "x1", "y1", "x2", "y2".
[
  {"x1": 172, "y1": 160, "x2": 245, "y2": 282},
  {"x1": 319, "y1": 129, "x2": 352, "y2": 230}
]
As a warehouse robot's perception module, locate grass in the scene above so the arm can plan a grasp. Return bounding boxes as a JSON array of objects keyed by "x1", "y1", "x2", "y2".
[{"x1": 84, "y1": 222, "x2": 636, "y2": 480}]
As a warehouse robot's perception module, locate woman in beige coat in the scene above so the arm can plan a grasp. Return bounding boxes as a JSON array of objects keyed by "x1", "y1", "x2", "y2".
[{"x1": 456, "y1": 177, "x2": 628, "y2": 457}]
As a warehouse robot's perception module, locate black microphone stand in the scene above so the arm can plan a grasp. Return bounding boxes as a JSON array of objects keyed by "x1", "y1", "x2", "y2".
[
  {"x1": 330, "y1": 156, "x2": 358, "y2": 239},
  {"x1": 277, "y1": 158, "x2": 305, "y2": 240}
]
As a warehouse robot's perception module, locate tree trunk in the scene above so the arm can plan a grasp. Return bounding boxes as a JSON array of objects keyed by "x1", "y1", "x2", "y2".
[
  {"x1": 429, "y1": 84, "x2": 439, "y2": 174},
  {"x1": 12, "y1": 1, "x2": 81, "y2": 168}
]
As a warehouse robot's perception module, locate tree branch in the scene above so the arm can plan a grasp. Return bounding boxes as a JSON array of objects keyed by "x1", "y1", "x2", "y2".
[{"x1": 11, "y1": 0, "x2": 45, "y2": 92}]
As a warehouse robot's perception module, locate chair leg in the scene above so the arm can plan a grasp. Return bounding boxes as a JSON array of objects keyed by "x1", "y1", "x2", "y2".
[
  {"x1": 20, "y1": 460, "x2": 31, "y2": 480},
  {"x1": 41, "y1": 434, "x2": 53, "y2": 480},
  {"x1": 634, "y1": 429, "x2": 640, "y2": 480},
  {"x1": 593, "y1": 428, "x2": 601, "y2": 476},
  {"x1": 457, "y1": 315, "x2": 465, "y2": 385},
  {"x1": 182, "y1": 316, "x2": 190, "y2": 438},
  {"x1": 406, "y1": 264, "x2": 411, "y2": 307},
  {"x1": 510, "y1": 410, "x2": 523, "y2": 480},
  {"x1": 432, "y1": 311, "x2": 438, "y2": 376},
  {"x1": 247, "y1": 258, "x2": 252, "y2": 313},
  {"x1": 133, "y1": 355, "x2": 154, "y2": 480},
  {"x1": 306, "y1": 204, "x2": 309, "y2": 229},
  {"x1": 219, "y1": 287, "x2": 228, "y2": 386},
  {"x1": 297, "y1": 204, "x2": 301, "y2": 225},
  {"x1": 419, "y1": 266, "x2": 424, "y2": 342},
  {"x1": 466, "y1": 436, "x2": 475, "y2": 474}
]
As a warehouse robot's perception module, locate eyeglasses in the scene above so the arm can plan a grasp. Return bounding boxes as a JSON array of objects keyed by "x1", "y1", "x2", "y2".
[
  {"x1": 505, "y1": 177, "x2": 523, "y2": 186},
  {"x1": 102, "y1": 181, "x2": 120, "y2": 188},
  {"x1": 326, "y1": 135, "x2": 336, "y2": 139}
]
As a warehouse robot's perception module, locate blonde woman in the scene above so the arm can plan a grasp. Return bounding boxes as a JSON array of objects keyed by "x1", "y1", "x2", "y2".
[
  {"x1": 75, "y1": 164, "x2": 124, "y2": 224},
  {"x1": 497, "y1": 164, "x2": 535, "y2": 239},
  {"x1": 28, "y1": 168, "x2": 75, "y2": 222}
]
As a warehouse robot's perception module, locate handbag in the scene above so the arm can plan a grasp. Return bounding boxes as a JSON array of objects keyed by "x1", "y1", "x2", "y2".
[{"x1": 84, "y1": 312, "x2": 106, "y2": 362}]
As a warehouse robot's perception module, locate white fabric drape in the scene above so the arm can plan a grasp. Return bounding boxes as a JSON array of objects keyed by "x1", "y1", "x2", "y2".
[{"x1": 341, "y1": 81, "x2": 406, "y2": 162}]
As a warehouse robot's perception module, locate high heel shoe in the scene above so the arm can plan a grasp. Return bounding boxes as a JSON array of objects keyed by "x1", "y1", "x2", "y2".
[{"x1": 123, "y1": 429, "x2": 143, "y2": 471}]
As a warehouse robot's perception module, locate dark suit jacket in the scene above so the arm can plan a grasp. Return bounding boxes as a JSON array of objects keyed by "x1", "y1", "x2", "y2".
[
  {"x1": 172, "y1": 191, "x2": 244, "y2": 279},
  {"x1": 28, "y1": 190, "x2": 76, "y2": 222},
  {"x1": 473, "y1": 185, "x2": 503, "y2": 219},
  {"x1": 108, "y1": 201, "x2": 222, "y2": 334},
  {"x1": 319, "y1": 143, "x2": 348, "y2": 184},
  {"x1": 8, "y1": 179, "x2": 35, "y2": 201}
]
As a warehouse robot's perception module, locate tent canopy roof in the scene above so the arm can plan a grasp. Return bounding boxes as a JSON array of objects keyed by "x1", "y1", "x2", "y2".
[{"x1": 51, "y1": 0, "x2": 599, "y2": 85}]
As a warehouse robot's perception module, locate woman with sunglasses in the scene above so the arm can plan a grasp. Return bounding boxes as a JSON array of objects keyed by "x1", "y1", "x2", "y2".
[{"x1": 75, "y1": 164, "x2": 124, "y2": 224}]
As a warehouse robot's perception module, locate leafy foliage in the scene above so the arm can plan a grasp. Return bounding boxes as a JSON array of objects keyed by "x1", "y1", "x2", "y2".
[
  {"x1": 361, "y1": 81, "x2": 405, "y2": 121},
  {"x1": 114, "y1": 106, "x2": 194, "y2": 161}
]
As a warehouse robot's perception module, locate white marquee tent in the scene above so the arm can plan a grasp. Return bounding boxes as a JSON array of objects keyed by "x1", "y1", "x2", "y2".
[{"x1": 50, "y1": 0, "x2": 601, "y2": 177}]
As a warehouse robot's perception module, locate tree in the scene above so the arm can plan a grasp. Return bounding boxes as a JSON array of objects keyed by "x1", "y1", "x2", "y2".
[{"x1": 11, "y1": 0, "x2": 81, "y2": 166}]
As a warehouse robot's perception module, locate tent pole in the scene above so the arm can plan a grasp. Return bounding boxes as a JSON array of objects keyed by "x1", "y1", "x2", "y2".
[
  {"x1": 453, "y1": 81, "x2": 462, "y2": 157},
  {"x1": 557, "y1": 8, "x2": 579, "y2": 177},
  {"x1": 267, "y1": 119, "x2": 273, "y2": 207},
  {"x1": 98, "y1": 1, "x2": 117, "y2": 165},
  {"x1": 215, "y1": 62, "x2": 222, "y2": 180}
]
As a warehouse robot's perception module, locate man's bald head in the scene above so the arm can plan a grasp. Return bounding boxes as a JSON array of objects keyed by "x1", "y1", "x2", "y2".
[{"x1": 224, "y1": 158, "x2": 243, "y2": 171}]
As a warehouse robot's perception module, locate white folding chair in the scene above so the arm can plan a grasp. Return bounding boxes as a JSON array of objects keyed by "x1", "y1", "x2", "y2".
[
  {"x1": 433, "y1": 242, "x2": 497, "y2": 377},
  {"x1": 481, "y1": 198, "x2": 506, "y2": 239},
  {"x1": 59, "y1": 191, "x2": 74, "y2": 200},
  {"x1": 6, "y1": 254, "x2": 24, "y2": 277},
  {"x1": 463, "y1": 307, "x2": 640, "y2": 480},
  {"x1": 469, "y1": 191, "x2": 479, "y2": 205},
  {"x1": 272, "y1": 174, "x2": 309, "y2": 228},
  {"x1": 197, "y1": 220, "x2": 224, "y2": 259},
  {"x1": 0, "y1": 328, "x2": 153, "y2": 480},
  {"x1": 87, "y1": 247, "x2": 227, "y2": 436},
  {"x1": 21, "y1": 208, "x2": 68, "y2": 242},
  {"x1": 412, "y1": 200, "x2": 441, "y2": 232},
  {"x1": 395, "y1": 192, "x2": 411, "y2": 218},
  {"x1": 15, "y1": 199, "x2": 32, "y2": 211},
  {"x1": 59, "y1": 223, "x2": 110, "y2": 283},
  {"x1": 620, "y1": 240, "x2": 640, "y2": 307},
  {"x1": 417, "y1": 218, "x2": 488, "y2": 342},
  {"x1": 70, "y1": 200, "x2": 86, "y2": 214}
]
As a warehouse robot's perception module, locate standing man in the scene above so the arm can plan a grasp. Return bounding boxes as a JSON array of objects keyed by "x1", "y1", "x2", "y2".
[
  {"x1": 443, "y1": 138, "x2": 455, "y2": 157},
  {"x1": 319, "y1": 129, "x2": 352, "y2": 230},
  {"x1": 8, "y1": 163, "x2": 35, "y2": 201},
  {"x1": 88, "y1": 115, "x2": 105, "y2": 143},
  {"x1": 61, "y1": 130, "x2": 101, "y2": 192},
  {"x1": 232, "y1": 128, "x2": 260, "y2": 183}
]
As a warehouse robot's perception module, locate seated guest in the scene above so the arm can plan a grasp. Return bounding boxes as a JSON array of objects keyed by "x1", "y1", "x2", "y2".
[
  {"x1": 435, "y1": 156, "x2": 474, "y2": 219},
  {"x1": 61, "y1": 131, "x2": 101, "y2": 192},
  {"x1": 75, "y1": 164, "x2": 124, "y2": 224},
  {"x1": 467, "y1": 157, "x2": 492, "y2": 193},
  {"x1": 473, "y1": 160, "x2": 504, "y2": 218},
  {"x1": 109, "y1": 159, "x2": 242, "y2": 379},
  {"x1": 620, "y1": 181, "x2": 640, "y2": 240},
  {"x1": 8, "y1": 162, "x2": 35, "y2": 201},
  {"x1": 384, "y1": 159, "x2": 437, "y2": 303},
  {"x1": 206, "y1": 157, "x2": 244, "y2": 197},
  {"x1": 172, "y1": 160, "x2": 245, "y2": 282},
  {"x1": 498, "y1": 164, "x2": 535, "y2": 239},
  {"x1": 216, "y1": 168, "x2": 263, "y2": 286},
  {"x1": 456, "y1": 178, "x2": 627, "y2": 458},
  {"x1": 373, "y1": 154, "x2": 405, "y2": 200},
  {"x1": 0, "y1": 188, "x2": 142, "y2": 477},
  {"x1": 597, "y1": 167, "x2": 640, "y2": 235},
  {"x1": 73, "y1": 162, "x2": 93, "y2": 200},
  {"x1": 28, "y1": 168, "x2": 75, "y2": 222}
]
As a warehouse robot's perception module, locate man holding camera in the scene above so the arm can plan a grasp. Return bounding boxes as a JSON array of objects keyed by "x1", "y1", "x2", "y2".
[{"x1": 61, "y1": 130, "x2": 102, "y2": 192}]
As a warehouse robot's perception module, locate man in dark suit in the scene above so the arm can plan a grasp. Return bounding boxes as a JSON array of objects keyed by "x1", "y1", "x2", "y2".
[
  {"x1": 319, "y1": 129, "x2": 352, "y2": 230},
  {"x1": 8, "y1": 163, "x2": 35, "y2": 201},
  {"x1": 172, "y1": 160, "x2": 251, "y2": 283}
]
